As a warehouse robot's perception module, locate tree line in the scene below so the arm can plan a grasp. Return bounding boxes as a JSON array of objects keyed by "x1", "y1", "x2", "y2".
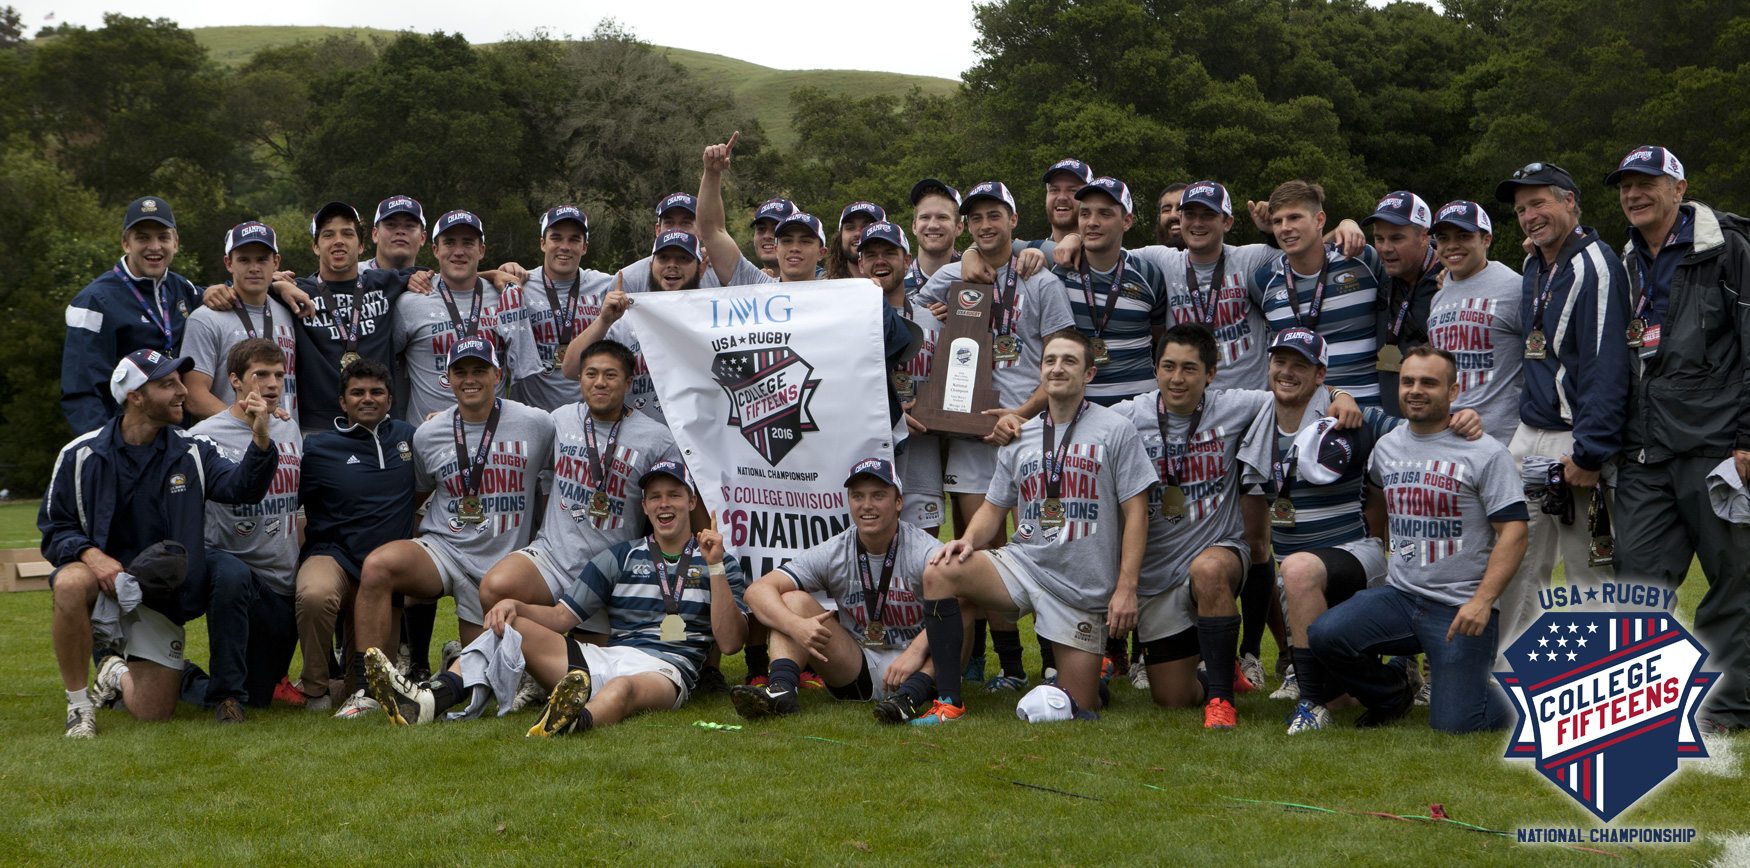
[{"x1": 1, "y1": 0, "x2": 1744, "y2": 492}]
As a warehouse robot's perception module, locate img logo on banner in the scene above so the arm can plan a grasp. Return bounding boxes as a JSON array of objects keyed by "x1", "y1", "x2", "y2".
[
  {"x1": 712, "y1": 347, "x2": 821, "y2": 466},
  {"x1": 1494, "y1": 590, "x2": 1716, "y2": 822}
]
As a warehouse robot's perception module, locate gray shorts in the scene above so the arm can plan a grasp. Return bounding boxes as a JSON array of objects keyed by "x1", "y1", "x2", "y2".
[
  {"x1": 412, "y1": 536, "x2": 484, "y2": 625},
  {"x1": 122, "y1": 605, "x2": 185, "y2": 669},
  {"x1": 986, "y1": 548, "x2": 1107, "y2": 655},
  {"x1": 944, "y1": 438, "x2": 997, "y2": 495}
]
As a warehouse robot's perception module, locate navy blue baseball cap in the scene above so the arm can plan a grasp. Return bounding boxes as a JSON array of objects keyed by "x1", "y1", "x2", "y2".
[
  {"x1": 1042, "y1": 158, "x2": 1094, "y2": 185},
  {"x1": 1074, "y1": 177, "x2": 1134, "y2": 215},
  {"x1": 224, "y1": 221, "x2": 279, "y2": 255},
  {"x1": 775, "y1": 212, "x2": 828, "y2": 245},
  {"x1": 123, "y1": 196, "x2": 175, "y2": 231},
  {"x1": 909, "y1": 178, "x2": 961, "y2": 208},
  {"x1": 374, "y1": 195, "x2": 425, "y2": 227},
  {"x1": 1431, "y1": 200, "x2": 1493, "y2": 235},
  {"x1": 434, "y1": 209, "x2": 485, "y2": 239},
  {"x1": 844, "y1": 456, "x2": 901, "y2": 491},
  {"x1": 1495, "y1": 162, "x2": 1579, "y2": 204},
  {"x1": 838, "y1": 201, "x2": 887, "y2": 229},
  {"x1": 1361, "y1": 191, "x2": 1433, "y2": 229},
  {"x1": 445, "y1": 336, "x2": 499, "y2": 369},
  {"x1": 310, "y1": 201, "x2": 361, "y2": 238},
  {"x1": 110, "y1": 349, "x2": 195, "y2": 404},
  {"x1": 1178, "y1": 180, "x2": 1233, "y2": 217},
  {"x1": 751, "y1": 198, "x2": 797, "y2": 227},
  {"x1": 1269, "y1": 327, "x2": 1329, "y2": 367},
  {"x1": 1604, "y1": 145, "x2": 1686, "y2": 187},
  {"x1": 858, "y1": 221, "x2": 910, "y2": 254},
  {"x1": 960, "y1": 181, "x2": 1017, "y2": 215},
  {"x1": 656, "y1": 192, "x2": 698, "y2": 218},
  {"x1": 651, "y1": 230, "x2": 704, "y2": 260},
  {"x1": 540, "y1": 204, "x2": 590, "y2": 236},
  {"x1": 639, "y1": 458, "x2": 694, "y2": 492}
]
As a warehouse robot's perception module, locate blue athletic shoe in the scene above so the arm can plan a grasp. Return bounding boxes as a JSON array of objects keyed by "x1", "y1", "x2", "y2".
[{"x1": 983, "y1": 672, "x2": 1029, "y2": 692}]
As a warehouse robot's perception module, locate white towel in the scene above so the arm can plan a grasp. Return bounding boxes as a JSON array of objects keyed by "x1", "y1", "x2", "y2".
[
  {"x1": 455, "y1": 626, "x2": 527, "y2": 716},
  {"x1": 1706, "y1": 457, "x2": 1750, "y2": 525}
]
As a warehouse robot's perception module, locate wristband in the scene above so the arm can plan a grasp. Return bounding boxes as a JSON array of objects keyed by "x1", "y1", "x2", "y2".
[{"x1": 708, "y1": 563, "x2": 727, "y2": 579}]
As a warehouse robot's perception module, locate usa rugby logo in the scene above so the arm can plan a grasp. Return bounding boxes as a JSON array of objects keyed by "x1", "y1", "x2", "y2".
[
  {"x1": 1495, "y1": 604, "x2": 1716, "y2": 822},
  {"x1": 713, "y1": 347, "x2": 820, "y2": 466},
  {"x1": 957, "y1": 288, "x2": 983, "y2": 309}
]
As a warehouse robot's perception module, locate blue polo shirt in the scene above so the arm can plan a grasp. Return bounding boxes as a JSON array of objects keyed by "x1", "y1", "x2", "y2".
[{"x1": 298, "y1": 418, "x2": 420, "y2": 578}]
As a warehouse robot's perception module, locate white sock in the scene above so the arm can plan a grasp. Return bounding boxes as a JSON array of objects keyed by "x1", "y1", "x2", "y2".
[{"x1": 67, "y1": 688, "x2": 92, "y2": 711}]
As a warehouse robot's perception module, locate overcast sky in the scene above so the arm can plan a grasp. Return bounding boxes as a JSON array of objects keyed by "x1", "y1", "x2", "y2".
[{"x1": 18, "y1": 1, "x2": 983, "y2": 80}]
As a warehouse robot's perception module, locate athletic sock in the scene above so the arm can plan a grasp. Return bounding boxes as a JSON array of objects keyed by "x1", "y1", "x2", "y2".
[
  {"x1": 899, "y1": 671, "x2": 935, "y2": 706},
  {"x1": 923, "y1": 597, "x2": 965, "y2": 705},
  {"x1": 969, "y1": 618, "x2": 988, "y2": 659},
  {"x1": 351, "y1": 651, "x2": 368, "y2": 690},
  {"x1": 1290, "y1": 647, "x2": 1327, "y2": 707},
  {"x1": 430, "y1": 671, "x2": 464, "y2": 712},
  {"x1": 768, "y1": 658, "x2": 802, "y2": 694},
  {"x1": 403, "y1": 603, "x2": 436, "y2": 673},
  {"x1": 1197, "y1": 615, "x2": 1242, "y2": 701},
  {"x1": 1238, "y1": 563, "x2": 1273, "y2": 658},
  {"x1": 1039, "y1": 636, "x2": 1057, "y2": 675},
  {"x1": 67, "y1": 688, "x2": 92, "y2": 711},
  {"x1": 572, "y1": 708, "x2": 595, "y2": 734},
  {"x1": 745, "y1": 644, "x2": 770, "y2": 680},
  {"x1": 991, "y1": 627, "x2": 1024, "y2": 678}
]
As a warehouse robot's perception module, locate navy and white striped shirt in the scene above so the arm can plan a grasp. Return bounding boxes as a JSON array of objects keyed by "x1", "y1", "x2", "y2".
[
  {"x1": 1254, "y1": 243, "x2": 1389, "y2": 405},
  {"x1": 560, "y1": 537, "x2": 748, "y2": 687},
  {"x1": 1051, "y1": 250, "x2": 1170, "y2": 405}
]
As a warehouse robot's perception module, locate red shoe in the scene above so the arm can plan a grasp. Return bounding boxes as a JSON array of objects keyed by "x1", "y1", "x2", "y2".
[
  {"x1": 799, "y1": 670, "x2": 826, "y2": 690},
  {"x1": 273, "y1": 677, "x2": 307, "y2": 707},
  {"x1": 1203, "y1": 697, "x2": 1238, "y2": 729},
  {"x1": 745, "y1": 674, "x2": 770, "y2": 688},
  {"x1": 1233, "y1": 661, "x2": 1256, "y2": 694},
  {"x1": 909, "y1": 698, "x2": 967, "y2": 726}
]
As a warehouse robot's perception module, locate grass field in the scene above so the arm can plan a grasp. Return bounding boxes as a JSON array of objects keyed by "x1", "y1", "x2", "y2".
[
  {"x1": 185, "y1": 26, "x2": 959, "y2": 150},
  {"x1": 1, "y1": 500, "x2": 1741, "y2": 862}
]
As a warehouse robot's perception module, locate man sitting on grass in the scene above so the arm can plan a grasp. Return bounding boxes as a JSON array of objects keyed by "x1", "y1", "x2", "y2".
[{"x1": 362, "y1": 460, "x2": 748, "y2": 736}]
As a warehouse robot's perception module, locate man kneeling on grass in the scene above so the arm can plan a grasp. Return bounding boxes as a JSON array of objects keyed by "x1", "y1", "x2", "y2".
[
  {"x1": 730, "y1": 457, "x2": 941, "y2": 723},
  {"x1": 362, "y1": 460, "x2": 748, "y2": 736}
]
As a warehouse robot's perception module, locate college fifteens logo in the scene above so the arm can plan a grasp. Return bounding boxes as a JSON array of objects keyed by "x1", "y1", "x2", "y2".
[
  {"x1": 712, "y1": 346, "x2": 820, "y2": 466},
  {"x1": 1494, "y1": 583, "x2": 1716, "y2": 822}
]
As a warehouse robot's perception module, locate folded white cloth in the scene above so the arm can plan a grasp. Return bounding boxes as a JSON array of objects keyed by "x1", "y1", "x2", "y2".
[
  {"x1": 455, "y1": 626, "x2": 526, "y2": 716},
  {"x1": 1706, "y1": 457, "x2": 1750, "y2": 525},
  {"x1": 90, "y1": 572, "x2": 143, "y2": 647}
]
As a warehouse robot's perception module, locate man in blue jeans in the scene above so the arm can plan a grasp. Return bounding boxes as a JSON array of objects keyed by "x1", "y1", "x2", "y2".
[{"x1": 1308, "y1": 346, "x2": 1529, "y2": 733}]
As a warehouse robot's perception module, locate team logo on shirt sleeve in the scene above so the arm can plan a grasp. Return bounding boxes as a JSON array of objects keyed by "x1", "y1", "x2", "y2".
[{"x1": 713, "y1": 347, "x2": 820, "y2": 466}]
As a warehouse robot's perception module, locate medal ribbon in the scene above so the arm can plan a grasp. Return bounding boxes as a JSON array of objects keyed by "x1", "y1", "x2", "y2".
[
  {"x1": 1530, "y1": 228, "x2": 1587, "y2": 334},
  {"x1": 1630, "y1": 219, "x2": 1685, "y2": 321},
  {"x1": 649, "y1": 537, "x2": 698, "y2": 615},
  {"x1": 1271, "y1": 426, "x2": 1300, "y2": 502},
  {"x1": 1077, "y1": 254, "x2": 1127, "y2": 339},
  {"x1": 991, "y1": 256, "x2": 1020, "y2": 336},
  {"x1": 581, "y1": 407, "x2": 623, "y2": 495},
  {"x1": 230, "y1": 297, "x2": 271, "y2": 341},
  {"x1": 1154, "y1": 395, "x2": 1205, "y2": 486},
  {"x1": 452, "y1": 398, "x2": 502, "y2": 499},
  {"x1": 313, "y1": 277, "x2": 366, "y2": 354},
  {"x1": 542, "y1": 271, "x2": 581, "y2": 345},
  {"x1": 115, "y1": 264, "x2": 174, "y2": 350},
  {"x1": 855, "y1": 532, "x2": 900, "y2": 631},
  {"x1": 436, "y1": 275, "x2": 484, "y2": 339},
  {"x1": 1185, "y1": 253, "x2": 1226, "y2": 327},
  {"x1": 1384, "y1": 247, "x2": 1433, "y2": 344},
  {"x1": 1280, "y1": 247, "x2": 1332, "y2": 330},
  {"x1": 1041, "y1": 400, "x2": 1088, "y2": 500}
]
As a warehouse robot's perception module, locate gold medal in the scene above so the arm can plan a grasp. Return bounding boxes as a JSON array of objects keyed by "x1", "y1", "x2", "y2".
[
  {"x1": 458, "y1": 495, "x2": 486, "y2": 524},
  {"x1": 1625, "y1": 318, "x2": 1646, "y2": 348},
  {"x1": 993, "y1": 333, "x2": 1020, "y2": 362},
  {"x1": 340, "y1": 351, "x2": 362, "y2": 371},
  {"x1": 1091, "y1": 337, "x2": 1110, "y2": 366},
  {"x1": 1040, "y1": 496, "x2": 1066, "y2": 528},
  {"x1": 1375, "y1": 344, "x2": 1402, "y2": 373},
  {"x1": 892, "y1": 369, "x2": 914, "y2": 401},
  {"x1": 1270, "y1": 497, "x2": 1296, "y2": 528},
  {"x1": 659, "y1": 613, "x2": 686, "y2": 642},
  {"x1": 1525, "y1": 329, "x2": 1548, "y2": 360},
  {"x1": 1161, "y1": 485, "x2": 1186, "y2": 519},
  {"x1": 864, "y1": 620, "x2": 885, "y2": 647},
  {"x1": 554, "y1": 339, "x2": 570, "y2": 362},
  {"x1": 588, "y1": 490, "x2": 611, "y2": 520}
]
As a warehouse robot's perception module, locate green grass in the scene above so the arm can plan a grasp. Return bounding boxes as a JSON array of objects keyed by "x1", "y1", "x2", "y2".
[
  {"x1": 1, "y1": 500, "x2": 38, "y2": 549},
  {"x1": 0, "y1": 550, "x2": 1737, "y2": 863},
  {"x1": 184, "y1": 27, "x2": 958, "y2": 151}
]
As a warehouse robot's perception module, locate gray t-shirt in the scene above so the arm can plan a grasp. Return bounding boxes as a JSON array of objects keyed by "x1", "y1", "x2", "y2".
[
  {"x1": 393, "y1": 277, "x2": 541, "y2": 422},
  {"x1": 413, "y1": 399, "x2": 556, "y2": 579},
  {"x1": 512, "y1": 266, "x2": 617, "y2": 411},
  {"x1": 1426, "y1": 260, "x2": 1525, "y2": 445},
  {"x1": 986, "y1": 401, "x2": 1157, "y2": 611},
  {"x1": 181, "y1": 297, "x2": 300, "y2": 416},
  {"x1": 895, "y1": 299, "x2": 943, "y2": 500},
  {"x1": 1368, "y1": 426, "x2": 1526, "y2": 607},
  {"x1": 777, "y1": 522, "x2": 941, "y2": 648},
  {"x1": 615, "y1": 255, "x2": 745, "y2": 294},
  {"x1": 1113, "y1": 388, "x2": 1273, "y2": 595},
  {"x1": 537, "y1": 404, "x2": 677, "y2": 579},
  {"x1": 919, "y1": 259, "x2": 1078, "y2": 407},
  {"x1": 1134, "y1": 243, "x2": 1277, "y2": 391},
  {"x1": 189, "y1": 412, "x2": 303, "y2": 596}
]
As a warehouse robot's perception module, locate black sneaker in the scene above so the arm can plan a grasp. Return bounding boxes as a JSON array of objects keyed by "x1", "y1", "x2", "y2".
[
  {"x1": 872, "y1": 692, "x2": 923, "y2": 724},
  {"x1": 729, "y1": 683, "x2": 800, "y2": 720},
  {"x1": 693, "y1": 665, "x2": 729, "y2": 695},
  {"x1": 1355, "y1": 686, "x2": 1414, "y2": 728}
]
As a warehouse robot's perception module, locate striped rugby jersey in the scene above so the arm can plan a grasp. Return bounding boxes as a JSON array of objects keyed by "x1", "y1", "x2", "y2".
[
  {"x1": 1050, "y1": 250, "x2": 1170, "y2": 405},
  {"x1": 1254, "y1": 243, "x2": 1389, "y2": 404}
]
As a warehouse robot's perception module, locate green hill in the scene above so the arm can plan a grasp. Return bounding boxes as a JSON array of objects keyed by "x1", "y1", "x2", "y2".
[{"x1": 187, "y1": 26, "x2": 959, "y2": 150}]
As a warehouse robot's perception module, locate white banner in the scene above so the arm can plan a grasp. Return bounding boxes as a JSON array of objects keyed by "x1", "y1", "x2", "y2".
[{"x1": 626, "y1": 280, "x2": 894, "y2": 578}]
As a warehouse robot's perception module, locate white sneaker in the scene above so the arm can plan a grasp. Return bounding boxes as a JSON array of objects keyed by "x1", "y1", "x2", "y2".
[
  {"x1": 507, "y1": 672, "x2": 546, "y2": 713},
  {"x1": 1129, "y1": 663, "x2": 1150, "y2": 691},
  {"x1": 1285, "y1": 700, "x2": 1330, "y2": 734},
  {"x1": 333, "y1": 689, "x2": 380, "y2": 720},
  {"x1": 395, "y1": 642, "x2": 413, "y2": 677},
  {"x1": 92, "y1": 653, "x2": 128, "y2": 708},
  {"x1": 1269, "y1": 665, "x2": 1300, "y2": 701},
  {"x1": 439, "y1": 639, "x2": 463, "y2": 674},
  {"x1": 64, "y1": 705, "x2": 97, "y2": 739},
  {"x1": 1239, "y1": 653, "x2": 1267, "y2": 693},
  {"x1": 1414, "y1": 670, "x2": 1432, "y2": 706},
  {"x1": 365, "y1": 647, "x2": 437, "y2": 725}
]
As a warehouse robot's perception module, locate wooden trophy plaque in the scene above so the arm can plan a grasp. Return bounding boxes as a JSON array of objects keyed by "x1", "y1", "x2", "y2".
[{"x1": 910, "y1": 281, "x2": 1001, "y2": 438}]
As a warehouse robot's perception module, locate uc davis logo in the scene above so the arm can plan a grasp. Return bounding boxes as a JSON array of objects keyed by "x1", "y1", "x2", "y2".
[
  {"x1": 712, "y1": 346, "x2": 820, "y2": 466},
  {"x1": 1495, "y1": 607, "x2": 1716, "y2": 821}
]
